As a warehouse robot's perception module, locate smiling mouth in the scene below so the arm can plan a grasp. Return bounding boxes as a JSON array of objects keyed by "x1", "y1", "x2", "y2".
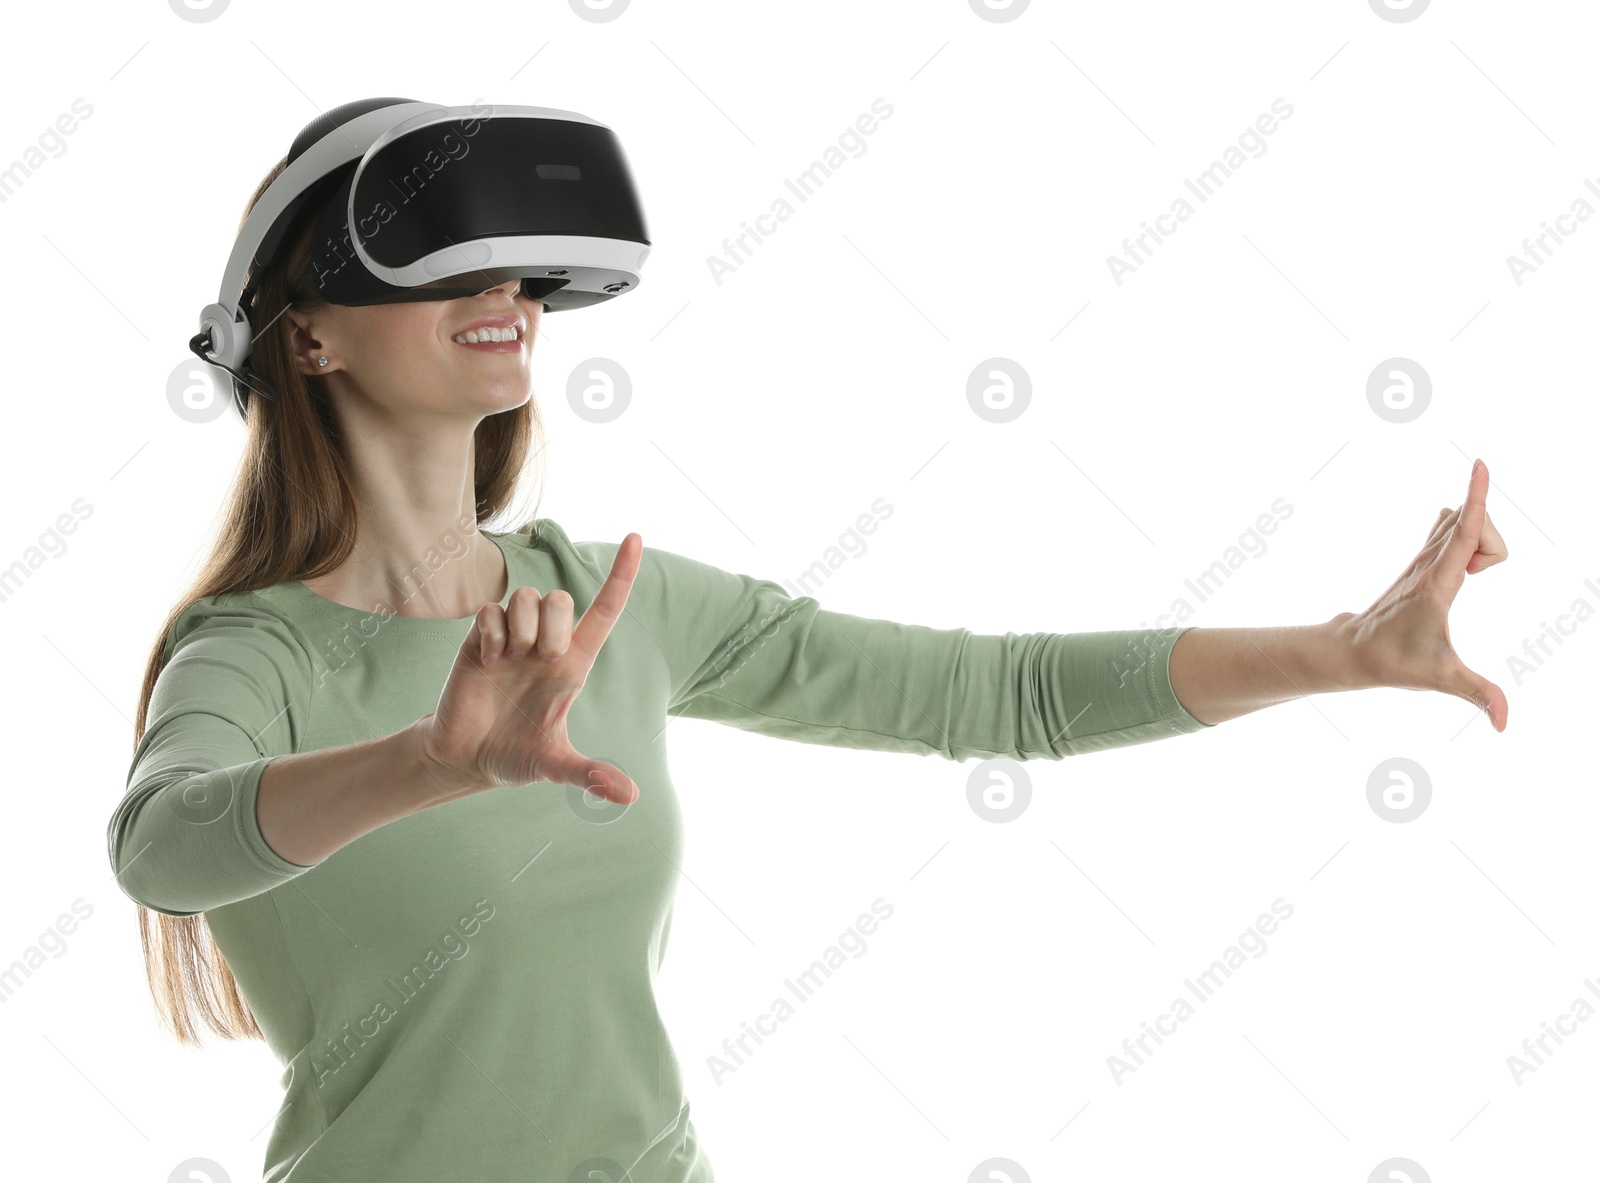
[
  {"x1": 452, "y1": 331, "x2": 524, "y2": 356},
  {"x1": 452, "y1": 325, "x2": 522, "y2": 345}
]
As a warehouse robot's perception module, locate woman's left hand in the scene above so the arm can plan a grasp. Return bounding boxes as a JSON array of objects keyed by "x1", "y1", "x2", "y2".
[{"x1": 1337, "y1": 458, "x2": 1510, "y2": 731}]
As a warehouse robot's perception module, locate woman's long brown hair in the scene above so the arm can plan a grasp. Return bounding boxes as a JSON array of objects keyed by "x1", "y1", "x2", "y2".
[{"x1": 127, "y1": 156, "x2": 545, "y2": 1044}]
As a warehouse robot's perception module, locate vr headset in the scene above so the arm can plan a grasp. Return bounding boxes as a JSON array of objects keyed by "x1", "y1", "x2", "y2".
[{"x1": 191, "y1": 97, "x2": 651, "y2": 421}]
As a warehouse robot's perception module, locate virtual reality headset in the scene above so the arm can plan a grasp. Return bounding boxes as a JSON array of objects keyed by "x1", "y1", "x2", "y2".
[{"x1": 190, "y1": 97, "x2": 651, "y2": 421}]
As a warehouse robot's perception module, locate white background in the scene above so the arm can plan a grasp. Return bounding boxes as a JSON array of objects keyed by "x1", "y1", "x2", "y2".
[{"x1": 0, "y1": 1, "x2": 1593, "y2": 1180}]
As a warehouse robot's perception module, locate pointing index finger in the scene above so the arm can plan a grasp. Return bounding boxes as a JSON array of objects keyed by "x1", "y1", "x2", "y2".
[
  {"x1": 1446, "y1": 459, "x2": 1489, "y2": 572},
  {"x1": 572, "y1": 533, "x2": 643, "y2": 658}
]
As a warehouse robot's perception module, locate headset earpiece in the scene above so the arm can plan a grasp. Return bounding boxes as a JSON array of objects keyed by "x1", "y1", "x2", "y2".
[{"x1": 191, "y1": 303, "x2": 282, "y2": 419}]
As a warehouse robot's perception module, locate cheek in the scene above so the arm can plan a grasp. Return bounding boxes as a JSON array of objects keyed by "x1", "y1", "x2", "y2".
[
  {"x1": 378, "y1": 316, "x2": 448, "y2": 366},
  {"x1": 337, "y1": 319, "x2": 448, "y2": 392}
]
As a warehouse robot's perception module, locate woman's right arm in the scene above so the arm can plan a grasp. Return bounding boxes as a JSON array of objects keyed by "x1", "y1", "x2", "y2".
[
  {"x1": 109, "y1": 601, "x2": 469, "y2": 916},
  {"x1": 113, "y1": 546, "x2": 640, "y2": 917},
  {"x1": 110, "y1": 601, "x2": 316, "y2": 916},
  {"x1": 253, "y1": 540, "x2": 651, "y2": 868},
  {"x1": 253, "y1": 720, "x2": 478, "y2": 868}
]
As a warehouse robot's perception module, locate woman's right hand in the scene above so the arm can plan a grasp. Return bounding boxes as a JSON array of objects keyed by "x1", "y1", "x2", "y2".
[{"x1": 411, "y1": 533, "x2": 644, "y2": 806}]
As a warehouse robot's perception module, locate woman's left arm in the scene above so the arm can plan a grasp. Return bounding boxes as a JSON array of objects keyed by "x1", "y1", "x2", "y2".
[{"x1": 1168, "y1": 459, "x2": 1510, "y2": 731}]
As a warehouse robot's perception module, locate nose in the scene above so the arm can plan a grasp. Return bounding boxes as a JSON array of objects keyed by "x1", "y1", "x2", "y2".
[
  {"x1": 491, "y1": 277, "x2": 522, "y2": 297},
  {"x1": 463, "y1": 277, "x2": 522, "y2": 299}
]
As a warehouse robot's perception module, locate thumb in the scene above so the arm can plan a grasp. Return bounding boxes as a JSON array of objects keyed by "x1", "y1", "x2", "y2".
[
  {"x1": 1443, "y1": 658, "x2": 1509, "y2": 733},
  {"x1": 534, "y1": 743, "x2": 639, "y2": 805}
]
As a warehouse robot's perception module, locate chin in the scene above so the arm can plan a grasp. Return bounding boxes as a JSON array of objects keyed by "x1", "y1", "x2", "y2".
[{"x1": 472, "y1": 383, "x2": 534, "y2": 414}]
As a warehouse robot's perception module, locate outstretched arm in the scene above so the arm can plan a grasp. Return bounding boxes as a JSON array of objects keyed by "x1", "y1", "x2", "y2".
[{"x1": 1168, "y1": 459, "x2": 1509, "y2": 730}]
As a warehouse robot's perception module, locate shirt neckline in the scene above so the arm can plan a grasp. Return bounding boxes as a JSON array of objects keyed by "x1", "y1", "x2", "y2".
[{"x1": 282, "y1": 530, "x2": 520, "y2": 627}]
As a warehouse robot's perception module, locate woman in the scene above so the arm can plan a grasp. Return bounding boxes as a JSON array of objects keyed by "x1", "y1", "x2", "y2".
[{"x1": 108, "y1": 152, "x2": 1508, "y2": 1182}]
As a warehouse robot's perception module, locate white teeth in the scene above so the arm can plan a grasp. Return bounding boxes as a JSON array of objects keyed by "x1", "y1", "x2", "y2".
[{"x1": 453, "y1": 325, "x2": 521, "y2": 344}]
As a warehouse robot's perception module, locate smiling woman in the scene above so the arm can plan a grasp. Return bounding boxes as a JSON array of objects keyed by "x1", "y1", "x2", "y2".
[
  {"x1": 283, "y1": 273, "x2": 540, "y2": 427},
  {"x1": 109, "y1": 97, "x2": 1510, "y2": 1183}
]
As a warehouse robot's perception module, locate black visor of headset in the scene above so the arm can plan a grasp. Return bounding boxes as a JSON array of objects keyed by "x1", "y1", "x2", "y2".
[{"x1": 193, "y1": 98, "x2": 651, "y2": 420}]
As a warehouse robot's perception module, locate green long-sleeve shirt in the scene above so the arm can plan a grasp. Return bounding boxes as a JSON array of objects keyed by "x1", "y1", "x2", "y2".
[{"x1": 108, "y1": 518, "x2": 1212, "y2": 1182}]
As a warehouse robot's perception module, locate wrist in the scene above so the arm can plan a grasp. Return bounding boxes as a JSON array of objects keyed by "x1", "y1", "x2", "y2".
[
  {"x1": 402, "y1": 717, "x2": 485, "y2": 806},
  {"x1": 1324, "y1": 612, "x2": 1380, "y2": 692}
]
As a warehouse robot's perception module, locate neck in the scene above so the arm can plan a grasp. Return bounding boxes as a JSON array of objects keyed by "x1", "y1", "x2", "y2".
[{"x1": 301, "y1": 406, "x2": 510, "y2": 619}]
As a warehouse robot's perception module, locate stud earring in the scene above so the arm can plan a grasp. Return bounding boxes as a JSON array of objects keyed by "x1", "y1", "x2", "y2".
[{"x1": 317, "y1": 357, "x2": 328, "y2": 367}]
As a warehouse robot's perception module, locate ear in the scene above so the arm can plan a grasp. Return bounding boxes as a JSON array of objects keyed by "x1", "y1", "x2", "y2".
[{"x1": 284, "y1": 308, "x2": 337, "y2": 375}]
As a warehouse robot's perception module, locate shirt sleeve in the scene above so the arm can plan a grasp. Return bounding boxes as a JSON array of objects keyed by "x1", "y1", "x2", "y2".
[
  {"x1": 108, "y1": 596, "x2": 319, "y2": 917},
  {"x1": 560, "y1": 529, "x2": 1215, "y2": 762}
]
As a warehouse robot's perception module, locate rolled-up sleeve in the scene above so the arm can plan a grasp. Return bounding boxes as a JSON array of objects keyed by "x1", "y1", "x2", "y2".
[
  {"x1": 108, "y1": 597, "x2": 318, "y2": 917},
  {"x1": 567, "y1": 533, "x2": 1214, "y2": 762}
]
